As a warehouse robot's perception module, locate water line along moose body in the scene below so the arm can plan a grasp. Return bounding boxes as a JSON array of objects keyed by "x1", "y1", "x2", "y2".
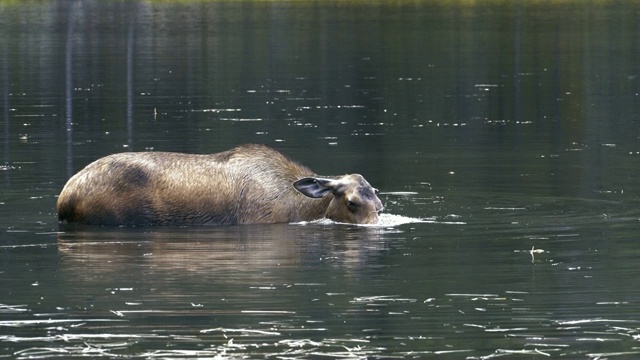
[{"x1": 56, "y1": 144, "x2": 384, "y2": 226}]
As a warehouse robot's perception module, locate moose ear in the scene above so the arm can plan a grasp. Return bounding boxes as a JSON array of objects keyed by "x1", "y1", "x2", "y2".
[{"x1": 293, "y1": 177, "x2": 335, "y2": 199}]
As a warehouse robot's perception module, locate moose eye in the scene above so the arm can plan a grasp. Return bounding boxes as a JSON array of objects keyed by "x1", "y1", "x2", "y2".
[{"x1": 347, "y1": 200, "x2": 358, "y2": 213}]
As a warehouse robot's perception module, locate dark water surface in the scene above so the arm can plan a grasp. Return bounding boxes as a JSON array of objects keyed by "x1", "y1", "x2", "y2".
[{"x1": 2, "y1": 1, "x2": 640, "y2": 358}]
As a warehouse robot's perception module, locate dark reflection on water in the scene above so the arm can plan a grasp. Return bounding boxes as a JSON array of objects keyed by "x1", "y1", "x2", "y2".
[
  {"x1": 4, "y1": 211, "x2": 640, "y2": 358},
  {"x1": 3, "y1": 0, "x2": 640, "y2": 358}
]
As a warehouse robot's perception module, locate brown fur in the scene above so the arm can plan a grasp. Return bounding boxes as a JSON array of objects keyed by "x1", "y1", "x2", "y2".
[{"x1": 56, "y1": 144, "x2": 383, "y2": 226}]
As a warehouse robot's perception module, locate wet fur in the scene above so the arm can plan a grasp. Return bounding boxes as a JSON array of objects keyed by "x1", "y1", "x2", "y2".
[{"x1": 57, "y1": 144, "x2": 349, "y2": 226}]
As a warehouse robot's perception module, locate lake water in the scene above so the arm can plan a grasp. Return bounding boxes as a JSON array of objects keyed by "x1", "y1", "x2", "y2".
[{"x1": 2, "y1": 1, "x2": 640, "y2": 358}]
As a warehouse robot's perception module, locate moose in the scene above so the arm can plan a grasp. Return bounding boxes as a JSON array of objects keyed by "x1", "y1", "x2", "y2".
[{"x1": 56, "y1": 144, "x2": 383, "y2": 226}]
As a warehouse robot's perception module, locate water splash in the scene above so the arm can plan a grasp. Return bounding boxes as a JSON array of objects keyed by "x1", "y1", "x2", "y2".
[{"x1": 294, "y1": 213, "x2": 465, "y2": 227}]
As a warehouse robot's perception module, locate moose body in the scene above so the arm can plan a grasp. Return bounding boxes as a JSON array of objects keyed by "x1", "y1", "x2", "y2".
[{"x1": 56, "y1": 144, "x2": 383, "y2": 226}]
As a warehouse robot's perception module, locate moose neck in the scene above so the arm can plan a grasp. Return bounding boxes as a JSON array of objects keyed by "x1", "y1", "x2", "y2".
[{"x1": 295, "y1": 193, "x2": 334, "y2": 222}]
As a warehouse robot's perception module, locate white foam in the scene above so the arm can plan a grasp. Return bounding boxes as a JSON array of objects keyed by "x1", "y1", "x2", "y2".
[
  {"x1": 375, "y1": 213, "x2": 430, "y2": 227},
  {"x1": 293, "y1": 214, "x2": 464, "y2": 227}
]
